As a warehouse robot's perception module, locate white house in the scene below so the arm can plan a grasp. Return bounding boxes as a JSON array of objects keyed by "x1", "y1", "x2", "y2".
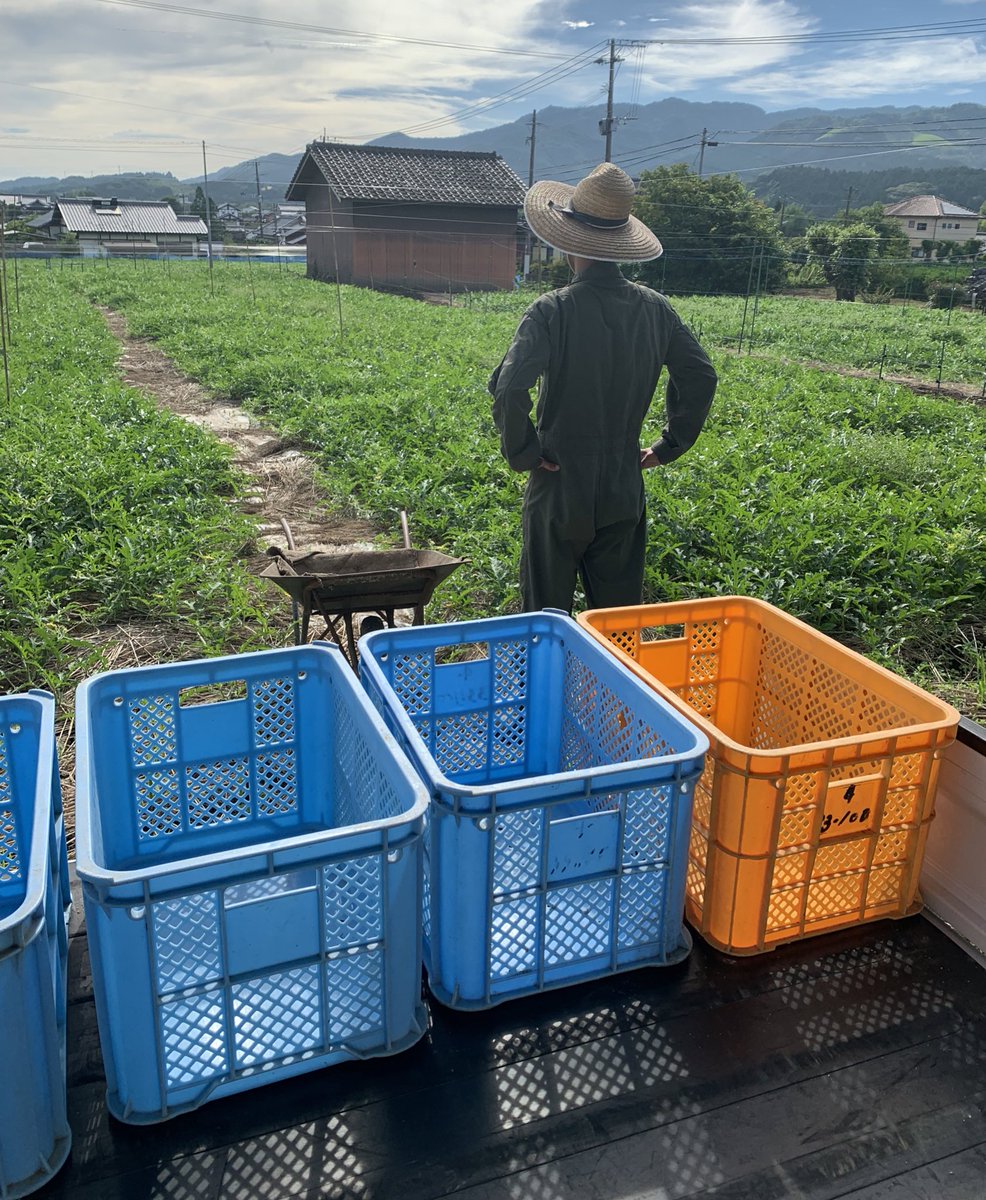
[
  {"x1": 884, "y1": 195, "x2": 980, "y2": 257},
  {"x1": 30, "y1": 198, "x2": 207, "y2": 255}
]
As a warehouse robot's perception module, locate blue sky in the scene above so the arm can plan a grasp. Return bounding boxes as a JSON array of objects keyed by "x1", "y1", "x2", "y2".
[{"x1": 1, "y1": 0, "x2": 984, "y2": 181}]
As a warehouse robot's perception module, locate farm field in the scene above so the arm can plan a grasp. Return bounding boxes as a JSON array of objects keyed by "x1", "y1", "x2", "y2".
[
  {"x1": 0, "y1": 266, "x2": 273, "y2": 696},
  {"x1": 3, "y1": 259, "x2": 985, "y2": 722},
  {"x1": 471, "y1": 286, "x2": 986, "y2": 387}
]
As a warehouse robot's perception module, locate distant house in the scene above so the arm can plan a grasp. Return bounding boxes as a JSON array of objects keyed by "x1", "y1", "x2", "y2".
[
  {"x1": 883, "y1": 195, "x2": 981, "y2": 257},
  {"x1": 30, "y1": 198, "x2": 208, "y2": 255},
  {"x1": 285, "y1": 142, "x2": 525, "y2": 291},
  {"x1": 0, "y1": 193, "x2": 52, "y2": 214},
  {"x1": 253, "y1": 203, "x2": 306, "y2": 245}
]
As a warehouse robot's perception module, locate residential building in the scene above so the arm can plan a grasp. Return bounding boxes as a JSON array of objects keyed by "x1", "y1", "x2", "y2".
[
  {"x1": 0, "y1": 194, "x2": 52, "y2": 214},
  {"x1": 29, "y1": 198, "x2": 208, "y2": 254},
  {"x1": 286, "y1": 143, "x2": 525, "y2": 291},
  {"x1": 883, "y1": 195, "x2": 981, "y2": 257}
]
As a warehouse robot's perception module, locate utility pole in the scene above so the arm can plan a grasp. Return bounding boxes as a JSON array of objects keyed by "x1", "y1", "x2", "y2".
[
  {"x1": 527, "y1": 110, "x2": 538, "y2": 188},
  {"x1": 596, "y1": 40, "x2": 622, "y2": 162},
  {"x1": 843, "y1": 186, "x2": 854, "y2": 223},
  {"x1": 697, "y1": 128, "x2": 718, "y2": 178},
  {"x1": 524, "y1": 110, "x2": 538, "y2": 279},
  {"x1": 201, "y1": 140, "x2": 215, "y2": 293},
  {"x1": 254, "y1": 160, "x2": 264, "y2": 244}
]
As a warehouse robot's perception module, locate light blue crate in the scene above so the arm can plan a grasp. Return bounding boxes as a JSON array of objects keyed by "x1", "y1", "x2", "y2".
[
  {"x1": 0, "y1": 691, "x2": 72, "y2": 1198},
  {"x1": 359, "y1": 611, "x2": 709, "y2": 1009},
  {"x1": 75, "y1": 642, "x2": 429, "y2": 1124}
]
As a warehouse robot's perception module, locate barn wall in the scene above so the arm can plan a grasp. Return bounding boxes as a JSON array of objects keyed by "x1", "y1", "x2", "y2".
[
  {"x1": 304, "y1": 187, "x2": 353, "y2": 284},
  {"x1": 351, "y1": 204, "x2": 517, "y2": 291}
]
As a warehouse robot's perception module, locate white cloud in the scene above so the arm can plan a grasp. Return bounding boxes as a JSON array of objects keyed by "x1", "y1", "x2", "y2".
[
  {"x1": 727, "y1": 37, "x2": 986, "y2": 102},
  {"x1": 0, "y1": 0, "x2": 555, "y2": 176},
  {"x1": 635, "y1": 0, "x2": 819, "y2": 90},
  {"x1": 562, "y1": 19, "x2": 594, "y2": 27}
]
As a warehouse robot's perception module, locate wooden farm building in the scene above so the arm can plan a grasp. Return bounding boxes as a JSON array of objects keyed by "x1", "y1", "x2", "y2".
[{"x1": 286, "y1": 143, "x2": 526, "y2": 292}]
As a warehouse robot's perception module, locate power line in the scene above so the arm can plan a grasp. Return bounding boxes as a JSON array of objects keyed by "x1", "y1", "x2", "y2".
[{"x1": 366, "y1": 44, "x2": 606, "y2": 141}]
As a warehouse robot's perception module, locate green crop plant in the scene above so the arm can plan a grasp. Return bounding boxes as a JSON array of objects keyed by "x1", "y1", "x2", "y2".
[{"x1": 0, "y1": 267, "x2": 273, "y2": 695}]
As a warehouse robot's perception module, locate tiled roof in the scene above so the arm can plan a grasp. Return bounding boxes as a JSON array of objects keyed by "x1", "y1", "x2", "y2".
[
  {"x1": 287, "y1": 143, "x2": 525, "y2": 207},
  {"x1": 54, "y1": 199, "x2": 208, "y2": 236},
  {"x1": 884, "y1": 195, "x2": 980, "y2": 219}
]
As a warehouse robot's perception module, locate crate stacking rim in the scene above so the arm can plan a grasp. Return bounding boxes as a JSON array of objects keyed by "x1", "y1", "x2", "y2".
[
  {"x1": 359, "y1": 611, "x2": 709, "y2": 1009},
  {"x1": 577, "y1": 597, "x2": 961, "y2": 956},
  {"x1": 75, "y1": 642, "x2": 429, "y2": 1123},
  {"x1": 0, "y1": 691, "x2": 72, "y2": 1199}
]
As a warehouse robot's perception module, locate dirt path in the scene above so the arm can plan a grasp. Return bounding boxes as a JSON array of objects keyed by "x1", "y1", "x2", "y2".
[
  {"x1": 100, "y1": 307, "x2": 379, "y2": 559},
  {"x1": 58, "y1": 310, "x2": 386, "y2": 848}
]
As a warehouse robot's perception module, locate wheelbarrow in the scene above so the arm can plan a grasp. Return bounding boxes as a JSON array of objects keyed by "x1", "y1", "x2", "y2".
[{"x1": 259, "y1": 513, "x2": 466, "y2": 668}]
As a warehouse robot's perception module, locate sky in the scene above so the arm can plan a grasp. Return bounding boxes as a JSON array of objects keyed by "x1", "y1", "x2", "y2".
[{"x1": 1, "y1": 0, "x2": 985, "y2": 183}]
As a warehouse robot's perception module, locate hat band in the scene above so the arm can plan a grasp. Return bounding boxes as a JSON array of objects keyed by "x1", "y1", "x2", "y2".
[{"x1": 549, "y1": 200, "x2": 630, "y2": 230}]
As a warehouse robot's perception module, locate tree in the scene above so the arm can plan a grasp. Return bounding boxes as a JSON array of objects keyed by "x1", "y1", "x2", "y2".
[
  {"x1": 189, "y1": 186, "x2": 225, "y2": 239},
  {"x1": 805, "y1": 222, "x2": 878, "y2": 301},
  {"x1": 632, "y1": 163, "x2": 786, "y2": 294},
  {"x1": 848, "y1": 203, "x2": 910, "y2": 260},
  {"x1": 774, "y1": 199, "x2": 812, "y2": 239}
]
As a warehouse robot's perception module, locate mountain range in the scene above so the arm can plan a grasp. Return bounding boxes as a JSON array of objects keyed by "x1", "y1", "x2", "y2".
[{"x1": 5, "y1": 99, "x2": 986, "y2": 214}]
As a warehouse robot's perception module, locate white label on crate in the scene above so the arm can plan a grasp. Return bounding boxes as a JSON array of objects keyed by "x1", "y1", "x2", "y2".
[{"x1": 820, "y1": 774, "x2": 882, "y2": 838}]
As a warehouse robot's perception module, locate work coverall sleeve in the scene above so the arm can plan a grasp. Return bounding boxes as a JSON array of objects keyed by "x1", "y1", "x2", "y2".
[
  {"x1": 650, "y1": 318, "x2": 718, "y2": 466},
  {"x1": 488, "y1": 306, "x2": 552, "y2": 473}
]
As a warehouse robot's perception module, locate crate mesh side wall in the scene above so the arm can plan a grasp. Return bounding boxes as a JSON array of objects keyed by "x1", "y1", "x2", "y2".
[
  {"x1": 126, "y1": 672, "x2": 302, "y2": 847},
  {"x1": 0, "y1": 726, "x2": 25, "y2": 903},
  {"x1": 333, "y1": 691, "x2": 403, "y2": 826},
  {"x1": 0, "y1": 702, "x2": 71, "y2": 1195},
  {"x1": 146, "y1": 852, "x2": 391, "y2": 1098},
  {"x1": 487, "y1": 783, "x2": 678, "y2": 983},
  {"x1": 750, "y1": 627, "x2": 912, "y2": 751},
  {"x1": 561, "y1": 648, "x2": 675, "y2": 770},
  {"x1": 387, "y1": 639, "x2": 532, "y2": 780}
]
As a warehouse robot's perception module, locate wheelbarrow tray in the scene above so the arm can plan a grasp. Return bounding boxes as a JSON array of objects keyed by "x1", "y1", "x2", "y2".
[{"x1": 260, "y1": 548, "x2": 465, "y2": 611}]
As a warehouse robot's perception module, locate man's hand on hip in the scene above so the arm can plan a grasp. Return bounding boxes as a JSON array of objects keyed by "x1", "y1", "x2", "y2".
[
  {"x1": 536, "y1": 458, "x2": 560, "y2": 472},
  {"x1": 639, "y1": 448, "x2": 661, "y2": 470}
]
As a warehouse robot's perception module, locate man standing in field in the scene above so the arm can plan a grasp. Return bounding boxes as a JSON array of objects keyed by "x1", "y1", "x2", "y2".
[{"x1": 489, "y1": 162, "x2": 718, "y2": 613}]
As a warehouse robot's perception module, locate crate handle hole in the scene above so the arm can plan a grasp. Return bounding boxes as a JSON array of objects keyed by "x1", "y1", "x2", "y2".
[
  {"x1": 435, "y1": 641, "x2": 489, "y2": 665},
  {"x1": 641, "y1": 624, "x2": 685, "y2": 642},
  {"x1": 179, "y1": 680, "x2": 247, "y2": 707}
]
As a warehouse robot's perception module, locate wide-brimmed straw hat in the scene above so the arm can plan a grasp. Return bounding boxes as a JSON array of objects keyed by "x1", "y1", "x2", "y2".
[{"x1": 524, "y1": 162, "x2": 662, "y2": 262}]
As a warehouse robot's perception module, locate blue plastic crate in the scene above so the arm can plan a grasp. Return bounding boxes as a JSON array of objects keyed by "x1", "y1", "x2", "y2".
[
  {"x1": 359, "y1": 611, "x2": 709, "y2": 1009},
  {"x1": 75, "y1": 643, "x2": 429, "y2": 1124},
  {"x1": 0, "y1": 691, "x2": 72, "y2": 1198}
]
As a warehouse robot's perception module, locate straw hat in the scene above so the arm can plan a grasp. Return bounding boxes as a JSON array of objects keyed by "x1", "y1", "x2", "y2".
[{"x1": 524, "y1": 162, "x2": 662, "y2": 262}]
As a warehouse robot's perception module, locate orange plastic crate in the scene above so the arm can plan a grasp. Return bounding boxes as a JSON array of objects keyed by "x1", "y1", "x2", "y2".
[{"x1": 577, "y1": 597, "x2": 960, "y2": 955}]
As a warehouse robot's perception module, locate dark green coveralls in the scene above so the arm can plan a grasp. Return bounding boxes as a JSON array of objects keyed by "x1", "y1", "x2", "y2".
[{"x1": 489, "y1": 261, "x2": 717, "y2": 612}]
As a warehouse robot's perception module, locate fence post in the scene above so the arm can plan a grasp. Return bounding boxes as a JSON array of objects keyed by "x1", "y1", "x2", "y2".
[
  {"x1": 878, "y1": 343, "x2": 887, "y2": 381},
  {"x1": 935, "y1": 336, "x2": 946, "y2": 394}
]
